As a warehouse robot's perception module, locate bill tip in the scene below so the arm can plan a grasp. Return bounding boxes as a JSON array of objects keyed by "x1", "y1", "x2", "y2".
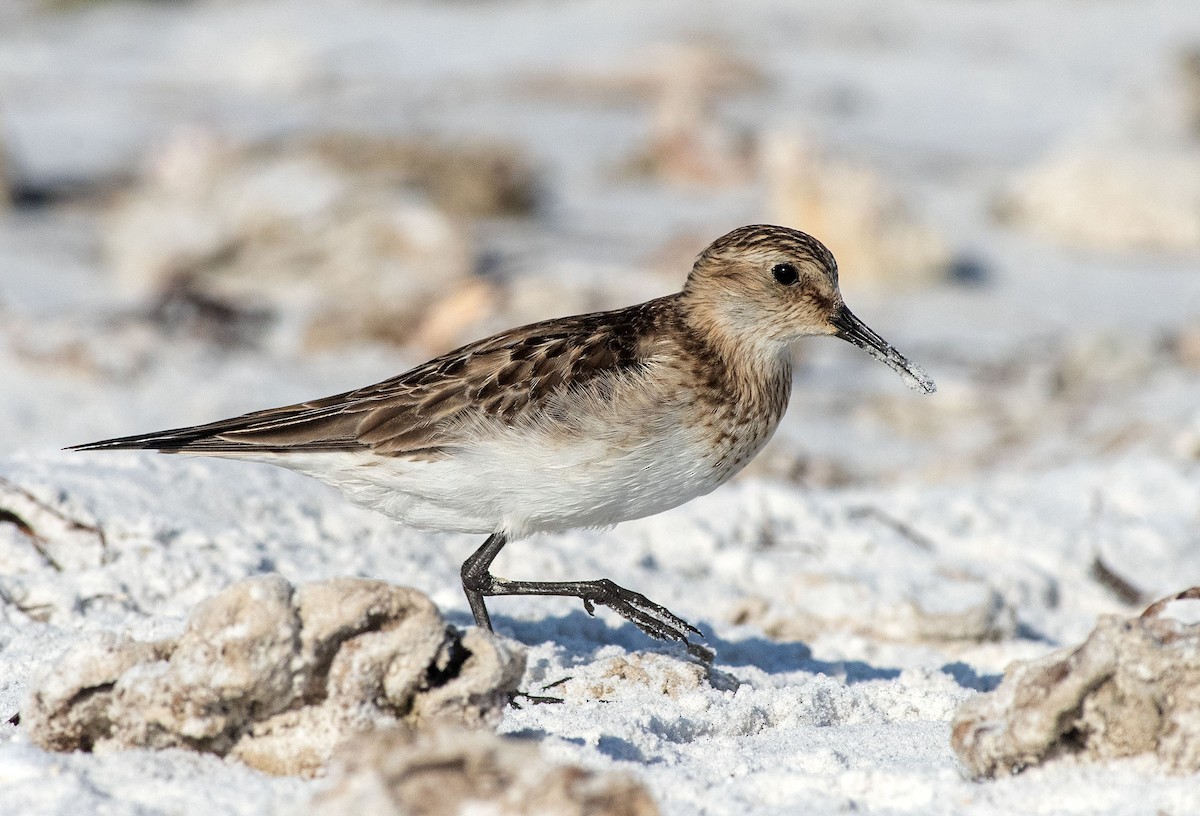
[{"x1": 901, "y1": 363, "x2": 937, "y2": 395}]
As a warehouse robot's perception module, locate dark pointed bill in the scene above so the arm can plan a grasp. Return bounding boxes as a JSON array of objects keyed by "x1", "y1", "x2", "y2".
[{"x1": 830, "y1": 305, "x2": 936, "y2": 395}]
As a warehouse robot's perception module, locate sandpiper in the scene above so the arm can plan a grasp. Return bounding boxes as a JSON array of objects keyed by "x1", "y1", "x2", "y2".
[{"x1": 70, "y1": 224, "x2": 934, "y2": 652}]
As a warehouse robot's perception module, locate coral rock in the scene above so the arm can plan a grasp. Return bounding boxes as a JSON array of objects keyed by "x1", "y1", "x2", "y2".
[
  {"x1": 765, "y1": 133, "x2": 952, "y2": 289},
  {"x1": 24, "y1": 575, "x2": 525, "y2": 776},
  {"x1": 951, "y1": 588, "x2": 1200, "y2": 778},
  {"x1": 103, "y1": 130, "x2": 536, "y2": 351},
  {"x1": 314, "y1": 724, "x2": 659, "y2": 816},
  {"x1": 995, "y1": 147, "x2": 1200, "y2": 251}
]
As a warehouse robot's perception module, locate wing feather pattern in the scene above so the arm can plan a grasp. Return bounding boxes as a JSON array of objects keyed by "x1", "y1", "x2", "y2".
[{"x1": 67, "y1": 300, "x2": 669, "y2": 458}]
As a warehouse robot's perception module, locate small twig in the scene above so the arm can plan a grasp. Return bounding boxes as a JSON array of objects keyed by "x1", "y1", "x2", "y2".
[
  {"x1": 509, "y1": 691, "x2": 564, "y2": 708},
  {"x1": 0, "y1": 507, "x2": 63, "y2": 572},
  {"x1": 0, "y1": 474, "x2": 110, "y2": 570},
  {"x1": 1141, "y1": 586, "x2": 1200, "y2": 618},
  {"x1": 1086, "y1": 491, "x2": 1147, "y2": 607},
  {"x1": 847, "y1": 505, "x2": 936, "y2": 552},
  {"x1": 539, "y1": 676, "x2": 571, "y2": 693},
  {"x1": 1090, "y1": 556, "x2": 1145, "y2": 606}
]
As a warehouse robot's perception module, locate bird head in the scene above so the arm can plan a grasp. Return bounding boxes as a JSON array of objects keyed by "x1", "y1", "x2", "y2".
[{"x1": 684, "y1": 224, "x2": 936, "y2": 394}]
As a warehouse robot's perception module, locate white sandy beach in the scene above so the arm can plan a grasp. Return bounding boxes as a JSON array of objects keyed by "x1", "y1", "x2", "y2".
[{"x1": 1, "y1": 1, "x2": 1199, "y2": 813}]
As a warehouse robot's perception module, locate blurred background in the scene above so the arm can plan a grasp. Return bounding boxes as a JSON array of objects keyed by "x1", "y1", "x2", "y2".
[
  {"x1": 2, "y1": 9, "x2": 1200, "y2": 808},
  {"x1": 1, "y1": 0, "x2": 1199, "y2": 494}
]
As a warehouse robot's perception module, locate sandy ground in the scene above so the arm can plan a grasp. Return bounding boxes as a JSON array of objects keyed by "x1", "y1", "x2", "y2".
[{"x1": 1, "y1": 1, "x2": 1200, "y2": 813}]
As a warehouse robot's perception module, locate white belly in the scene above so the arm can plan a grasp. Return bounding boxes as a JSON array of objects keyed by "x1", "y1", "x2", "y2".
[
  {"x1": 272, "y1": 417, "x2": 741, "y2": 540},
  {"x1": 238, "y1": 362, "x2": 788, "y2": 540}
]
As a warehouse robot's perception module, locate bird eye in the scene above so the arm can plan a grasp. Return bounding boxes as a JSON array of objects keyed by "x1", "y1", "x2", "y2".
[{"x1": 772, "y1": 262, "x2": 799, "y2": 286}]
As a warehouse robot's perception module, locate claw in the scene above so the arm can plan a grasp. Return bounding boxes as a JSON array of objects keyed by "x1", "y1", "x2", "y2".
[
  {"x1": 585, "y1": 581, "x2": 705, "y2": 648},
  {"x1": 466, "y1": 563, "x2": 710, "y2": 653}
]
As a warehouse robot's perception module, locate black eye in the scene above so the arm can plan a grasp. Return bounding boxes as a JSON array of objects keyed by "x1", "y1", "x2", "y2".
[{"x1": 772, "y1": 262, "x2": 799, "y2": 286}]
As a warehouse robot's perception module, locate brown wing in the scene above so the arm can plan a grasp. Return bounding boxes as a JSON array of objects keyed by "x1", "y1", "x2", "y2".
[{"x1": 68, "y1": 299, "x2": 670, "y2": 457}]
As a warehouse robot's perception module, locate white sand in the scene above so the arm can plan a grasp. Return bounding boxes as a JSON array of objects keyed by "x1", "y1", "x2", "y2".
[{"x1": 2, "y1": 1, "x2": 1200, "y2": 813}]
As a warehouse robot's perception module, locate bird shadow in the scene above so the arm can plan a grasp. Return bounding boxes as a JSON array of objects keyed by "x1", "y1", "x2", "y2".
[
  {"x1": 451, "y1": 608, "x2": 698, "y2": 664},
  {"x1": 701, "y1": 628, "x2": 902, "y2": 684},
  {"x1": 452, "y1": 607, "x2": 1006, "y2": 719},
  {"x1": 939, "y1": 661, "x2": 1002, "y2": 692},
  {"x1": 498, "y1": 727, "x2": 651, "y2": 766},
  {"x1": 453, "y1": 608, "x2": 909, "y2": 685}
]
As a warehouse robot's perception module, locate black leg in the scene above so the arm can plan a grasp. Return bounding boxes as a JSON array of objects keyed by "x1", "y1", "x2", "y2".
[
  {"x1": 461, "y1": 532, "x2": 508, "y2": 631},
  {"x1": 460, "y1": 532, "x2": 704, "y2": 647}
]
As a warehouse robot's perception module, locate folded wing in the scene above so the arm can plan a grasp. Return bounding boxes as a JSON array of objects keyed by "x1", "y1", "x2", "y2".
[{"x1": 67, "y1": 304, "x2": 660, "y2": 458}]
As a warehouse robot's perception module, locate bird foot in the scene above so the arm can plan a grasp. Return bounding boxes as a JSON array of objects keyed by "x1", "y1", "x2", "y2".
[{"x1": 579, "y1": 578, "x2": 707, "y2": 657}]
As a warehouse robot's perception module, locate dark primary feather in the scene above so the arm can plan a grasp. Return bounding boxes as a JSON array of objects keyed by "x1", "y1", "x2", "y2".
[{"x1": 67, "y1": 299, "x2": 669, "y2": 457}]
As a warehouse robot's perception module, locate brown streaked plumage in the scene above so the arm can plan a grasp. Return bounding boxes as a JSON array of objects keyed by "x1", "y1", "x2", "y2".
[{"x1": 69, "y1": 224, "x2": 935, "y2": 657}]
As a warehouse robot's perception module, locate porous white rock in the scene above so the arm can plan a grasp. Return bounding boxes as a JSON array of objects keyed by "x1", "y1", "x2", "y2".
[
  {"x1": 102, "y1": 131, "x2": 537, "y2": 352},
  {"x1": 765, "y1": 133, "x2": 952, "y2": 289},
  {"x1": 995, "y1": 147, "x2": 1200, "y2": 251},
  {"x1": 24, "y1": 575, "x2": 525, "y2": 776},
  {"x1": 314, "y1": 724, "x2": 659, "y2": 816},
  {"x1": 951, "y1": 588, "x2": 1200, "y2": 778}
]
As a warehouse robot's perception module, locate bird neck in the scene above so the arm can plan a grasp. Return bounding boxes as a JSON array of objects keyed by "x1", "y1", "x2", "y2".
[
  {"x1": 676, "y1": 290, "x2": 786, "y2": 358},
  {"x1": 671, "y1": 294, "x2": 793, "y2": 401}
]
